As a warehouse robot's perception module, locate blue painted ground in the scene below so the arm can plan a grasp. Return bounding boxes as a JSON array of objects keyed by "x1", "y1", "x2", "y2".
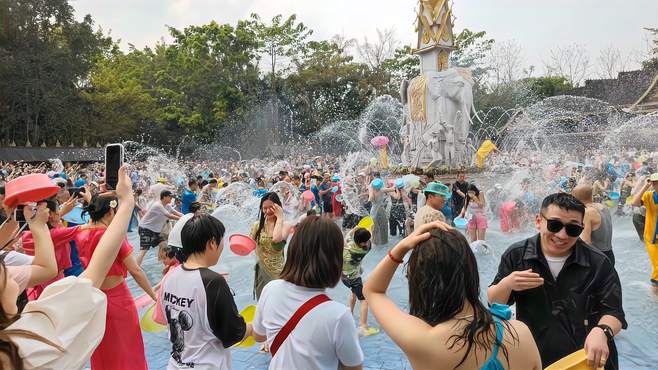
[{"x1": 127, "y1": 215, "x2": 658, "y2": 370}]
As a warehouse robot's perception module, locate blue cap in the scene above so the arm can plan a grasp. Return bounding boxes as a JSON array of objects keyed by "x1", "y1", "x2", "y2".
[
  {"x1": 74, "y1": 179, "x2": 87, "y2": 187},
  {"x1": 331, "y1": 175, "x2": 340, "y2": 182},
  {"x1": 394, "y1": 179, "x2": 405, "y2": 188},
  {"x1": 371, "y1": 178, "x2": 384, "y2": 190}
]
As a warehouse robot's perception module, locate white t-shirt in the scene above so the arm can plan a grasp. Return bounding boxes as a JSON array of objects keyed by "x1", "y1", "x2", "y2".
[
  {"x1": 545, "y1": 254, "x2": 571, "y2": 280},
  {"x1": 4, "y1": 250, "x2": 34, "y2": 266},
  {"x1": 140, "y1": 201, "x2": 176, "y2": 233},
  {"x1": 253, "y1": 280, "x2": 364, "y2": 370},
  {"x1": 158, "y1": 266, "x2": 246, "y2": 370}
]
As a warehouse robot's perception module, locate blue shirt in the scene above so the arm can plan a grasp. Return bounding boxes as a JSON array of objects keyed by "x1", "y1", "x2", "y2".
[{"x1": 181, "y1": 189, "x2": 197, "y2": 214}]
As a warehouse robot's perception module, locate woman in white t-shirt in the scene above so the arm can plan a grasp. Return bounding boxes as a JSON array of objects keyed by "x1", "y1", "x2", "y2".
[
  {"x1": 253, "y1": 215, "x2": 364, "y2": 370},
  {"x1": 0, "y1": 166, "x2": 136, "y2": 369}
]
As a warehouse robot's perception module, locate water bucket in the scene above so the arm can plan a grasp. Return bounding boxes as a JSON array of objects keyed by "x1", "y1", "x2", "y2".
[
  {"x1": 140, "y1": 304, "x2": 167, "y2": 333},
  {"x1": 606, "y1": 192, "x2": 620, "y2": 208},
  {"x1": 331, "y1": 186, "x2": 339, "y2": 193},
  {"x1": 3, "y1": 174, "x2": 60, "y2": 208},
  {"x1": 134, "y1": 293, "x2": 154, "y2": 311},
  {"x1": 545, "y1": 349, "x2": 603, "y2": 370},
  {"x1": 232, "y1": 305, "x2": 257, "y2": 348},
  {"x1": 302, "y1": 190, "x2": 315, "y2": 201},
  {"x1": 454, "y1": 217, "x2": 468, "y2": 229},
  {"x1": 229, "y1": 234, "x2": 257, "y2": 256},
  {"x1": 357, "y1": 216, "x2": 374, "y2": 230},
  {"x1": 335, "y1": 194, "x2": 344, "y2": 202}
]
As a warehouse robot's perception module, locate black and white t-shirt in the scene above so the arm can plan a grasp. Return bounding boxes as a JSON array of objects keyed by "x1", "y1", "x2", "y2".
[{"x1": 159, "y1": 265, "x2": 246, "y2": 370}]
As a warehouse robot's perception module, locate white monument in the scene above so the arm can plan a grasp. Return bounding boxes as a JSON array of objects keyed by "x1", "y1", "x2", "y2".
[{"x1": 400, "y1": 0, "x2": 477, "y2": 168}]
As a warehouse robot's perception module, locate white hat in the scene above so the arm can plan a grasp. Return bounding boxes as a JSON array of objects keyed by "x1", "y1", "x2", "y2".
[{"x1": 168, "y1": 213, "x2": 195, "y2": 248}]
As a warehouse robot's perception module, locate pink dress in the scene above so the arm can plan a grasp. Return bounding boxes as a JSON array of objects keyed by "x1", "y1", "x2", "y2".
[{"x1": 75, "y1": 228, "x2": 148, "y2": 370}]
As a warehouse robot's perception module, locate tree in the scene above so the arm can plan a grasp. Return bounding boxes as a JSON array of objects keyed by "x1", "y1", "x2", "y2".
[
  {"x1": 153, "y1": 21, "x2": 261, "y2": 142},
  {"x1": 544, "y1": 43, "x2": 590, "y2": 86},
  {"x1": 283, "y1": 40, "x2": 370, "y2": 135},
  {"x1": 522, "y1": 76, "x2": 572, "y2": 99},
  {"x1": 381, "y1": 45, "x2": 420, "y2": 96},
  {"x1": 81, "y1": 47, "x2": 159, "y2": 142},
  {"x1": 597, "y1": 44, "x2": 628, "y2": 79},
  {"x1": 0, "y1": 0, "x2": 114, "y2": 146},
  {"x1": 251, "y1": 14, "x2": 311, "y2": 143},
  {"x1": 357, "y1": 28, "x2": 397, "y2": 70},
  {"x1": 642, "y1": 27, "x2": 658, "y2": 70},
  {"x1": 450, "y1": 28, "x2": 495, "y2": 86},
  {"x1": 488, "y1": 40, "x2": 524, "y2": 88}
]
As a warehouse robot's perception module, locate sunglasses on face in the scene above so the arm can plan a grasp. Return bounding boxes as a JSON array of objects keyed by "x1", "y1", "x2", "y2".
[{"x1": 541, "y1": 214, "x2": 584, "y2": 237}]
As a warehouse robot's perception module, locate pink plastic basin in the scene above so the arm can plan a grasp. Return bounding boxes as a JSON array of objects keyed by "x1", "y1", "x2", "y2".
[
  {"x1": 4, "y1": 174, "x2": 61, "y2": 208},
  {"x1": 229, "y1": 234, "x2": 257, "y2": 256}
]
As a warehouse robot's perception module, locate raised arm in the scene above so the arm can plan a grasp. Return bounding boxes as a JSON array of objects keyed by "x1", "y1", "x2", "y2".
[
  {"x1": 271, "y1": 204, "x2": 291, "y2": 243},
  {"x1": 23, "y1": 204, "x2": 58, "y2": 286},
  {"x1": 80, "y1": 166, "x2": 135, "y2": 288},
  {"x1": 631, "y1": 178, "x2": 650, "y2": 207},
  {"x1": 363, "y1": 222, "x2": 450, "y2": 352}
]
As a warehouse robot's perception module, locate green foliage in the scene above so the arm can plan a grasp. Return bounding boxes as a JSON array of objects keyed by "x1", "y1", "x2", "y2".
[
  {"x1": 642, "y1": 27, "x2": 658, "y2": 70},
  {"x1": 283, "y1": 40, "x2": 371, "y2": 134},
  {"x1": 522, "y1": 76, "x2": 573, "y2": 99},
  {"x1": 450, "y1": 28, "x2": 495, "y2": 85},
  {"x1": 0, "y1": 0, "x2": 114, "y2": 145}
]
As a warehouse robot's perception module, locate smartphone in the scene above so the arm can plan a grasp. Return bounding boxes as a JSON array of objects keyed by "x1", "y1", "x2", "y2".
[
  {"x1": 14, "y1": 203, "x2": 36, "y2": 231},
  {"x1": 67, "y1": 187, "x2": 84, "y2": 198},
  {"x1": 105, "y1": 143, "x2": 124, "y2": 190},
  {"x1": 14, "y1": 205, "x2": 26, "y2": 227}
]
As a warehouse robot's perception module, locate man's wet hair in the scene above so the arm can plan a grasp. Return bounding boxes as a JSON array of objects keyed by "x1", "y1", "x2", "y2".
[
  {"x1": 353, "y1": 228, "x2": 371, "y2": 244},
  {"x1": 181, "y1": 214, "x2": 226, "y2": 256},
  {"x1": 540, "y1": 193, "x2": 585, "y2": 217}
]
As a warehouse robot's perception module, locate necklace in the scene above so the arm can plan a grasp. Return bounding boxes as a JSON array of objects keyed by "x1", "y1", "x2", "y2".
[{"x1": 453, "y1": 314, "x2": 474, "y2": 320}]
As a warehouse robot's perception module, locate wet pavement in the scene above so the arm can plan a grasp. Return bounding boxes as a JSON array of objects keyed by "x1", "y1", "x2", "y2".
[{"x1": 127, "y1": 215, "x2": 658, "y2": 370}]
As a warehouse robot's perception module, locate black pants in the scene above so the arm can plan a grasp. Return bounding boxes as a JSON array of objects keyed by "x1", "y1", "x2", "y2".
[
  {"x1": 389, "y1": 205, "x2": 406, "y2": 236},
  {"x1": 632, "y1": 213, "x2": 645, "y2": 242},
  {"x1": 603, "y1": 249, "x2": 615, "y2": 266}
]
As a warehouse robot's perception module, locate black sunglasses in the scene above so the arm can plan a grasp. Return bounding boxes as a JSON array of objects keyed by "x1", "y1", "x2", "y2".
[{"x1": 541, "y1": 214, "x2": 583, "y2": 237}]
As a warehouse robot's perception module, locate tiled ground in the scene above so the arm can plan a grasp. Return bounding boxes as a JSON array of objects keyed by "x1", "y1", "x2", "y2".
[{"x1": 128, "y1": 217, "x2": 658, "y2": 369}]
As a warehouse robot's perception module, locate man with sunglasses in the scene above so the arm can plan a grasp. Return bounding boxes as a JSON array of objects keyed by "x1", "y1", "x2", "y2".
[{"x1": 488, "y1": 193, "x2": 626, "y2": 370}]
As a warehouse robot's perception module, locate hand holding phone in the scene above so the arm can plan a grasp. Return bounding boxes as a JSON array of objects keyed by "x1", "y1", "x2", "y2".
[{"x1": 105, "y1": 143, "x2": 125, "y2": 190}]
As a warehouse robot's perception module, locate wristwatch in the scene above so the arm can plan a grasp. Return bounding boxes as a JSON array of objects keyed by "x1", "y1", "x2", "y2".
[{"x1": 596, "y1": 324, "x2": 614, "y2": 341}]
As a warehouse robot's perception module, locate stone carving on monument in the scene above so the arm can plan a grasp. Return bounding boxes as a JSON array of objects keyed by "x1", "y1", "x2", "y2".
[{"x1": 400, "y1": 0, "x2": 478, "y2": 168}]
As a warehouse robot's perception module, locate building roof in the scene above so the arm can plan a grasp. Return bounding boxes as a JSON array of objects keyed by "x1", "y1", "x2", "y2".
[
  {"x1": 568, "y1": 68, "x2": 657, "y2": 108},
  {"x1": 0, "y1": 147, "x2": 103, "y2": 162},
  {"x1": 631, "y1": 73, "x2": 658, "y2": 113}
]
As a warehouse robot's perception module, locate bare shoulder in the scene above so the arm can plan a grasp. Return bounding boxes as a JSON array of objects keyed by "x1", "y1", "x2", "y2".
[{"x1": 505, "y1": 320, "x2": 539, "y2": 351}]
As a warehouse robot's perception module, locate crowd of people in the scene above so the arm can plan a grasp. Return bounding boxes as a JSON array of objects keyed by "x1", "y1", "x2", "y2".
[{"x1": 0, "y1": 147, "x2": 656, "y2": 370}]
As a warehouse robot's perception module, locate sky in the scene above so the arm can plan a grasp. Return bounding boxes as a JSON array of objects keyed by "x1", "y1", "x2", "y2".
[{"x1": 70, "y1": 0, "x2": 658, "y2": 78}]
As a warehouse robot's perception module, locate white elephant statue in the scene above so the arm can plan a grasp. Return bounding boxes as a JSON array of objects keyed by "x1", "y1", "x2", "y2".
[{"x1": 400, "y1": 67, "x2": 481, "y2": 167}]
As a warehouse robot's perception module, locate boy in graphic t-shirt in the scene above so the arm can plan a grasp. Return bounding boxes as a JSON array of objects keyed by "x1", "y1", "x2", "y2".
[
  {"x1": 341, "y1": 227, "x2": 379, "y2": 336},
  {"x1": 157, "y1": 214, "x2": 252, "y2": 370}
]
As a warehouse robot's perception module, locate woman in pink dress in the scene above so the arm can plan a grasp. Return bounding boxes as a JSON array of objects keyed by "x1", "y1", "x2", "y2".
[{"x1": 76, "y1": 194, "x2": 156, "y2": 370}]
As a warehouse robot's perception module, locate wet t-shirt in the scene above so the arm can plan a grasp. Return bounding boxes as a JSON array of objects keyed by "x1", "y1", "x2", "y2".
[
  {"x1": 342, "y1": 236, "x2": 370, "y2": 279},
  {"x1": 158, "y1": 265, "x2": 246, "y2": 370}
]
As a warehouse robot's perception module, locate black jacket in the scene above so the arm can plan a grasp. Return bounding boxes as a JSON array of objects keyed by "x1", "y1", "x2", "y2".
[{"x1": 491, "y1": 234, "x2": 627, "y2": 369}]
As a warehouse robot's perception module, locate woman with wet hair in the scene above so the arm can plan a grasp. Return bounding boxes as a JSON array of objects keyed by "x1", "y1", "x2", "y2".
[
  {"x1": 251, "y1": 192, "x2": 293, "y2": 300},
  {"x1": 252, "y1": 216, "x2": 364, "y2": 369},
  {"x1": 0, "y1": 166, "x2": 138, "y2": 369},
  {"x1": 364, "y1": 222, "x2": 541, "y2": 370},
  {"x1": 75, "y1": 188, "x2": 156, "y2": 369}
]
